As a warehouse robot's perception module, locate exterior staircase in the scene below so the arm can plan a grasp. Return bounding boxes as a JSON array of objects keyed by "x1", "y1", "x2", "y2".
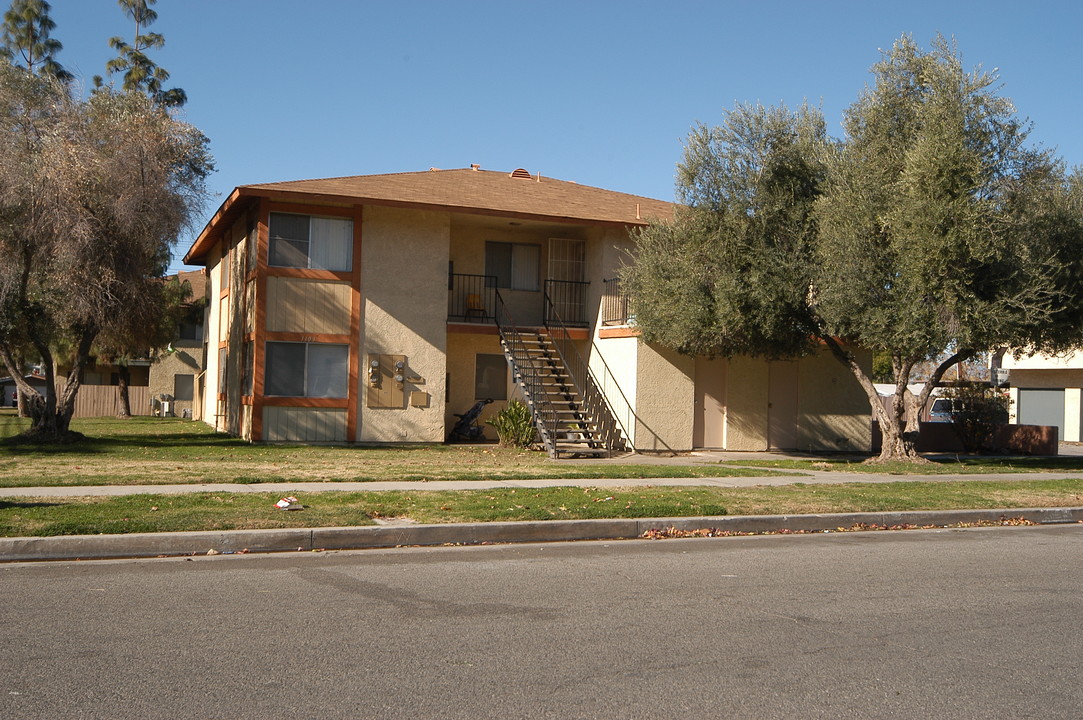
[
  {"x1": 491, "y1": 286, "x2": 630, "y2": 459},
  {"x1": 504, "y1": 330, "x2": 612, "y2": 457}
]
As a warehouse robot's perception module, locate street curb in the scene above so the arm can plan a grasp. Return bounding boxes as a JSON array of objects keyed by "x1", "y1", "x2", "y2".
[{"x1": 2, "y1": 506, "x2": 1082, "y2": 563}]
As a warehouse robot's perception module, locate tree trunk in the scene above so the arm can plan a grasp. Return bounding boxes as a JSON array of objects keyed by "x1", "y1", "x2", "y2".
[
  {"x1": 874, "y1": 394, "x2": 924, "y2": 462},
  {"x1": 819, "y1": 336, "x2": 973, "y2": 463},
  {"x1": 6, "y1": 327, "x2": 98, "y2": 441},
  {"x1": 116, "y1": 364, "x2": 131, "y2": 418}
]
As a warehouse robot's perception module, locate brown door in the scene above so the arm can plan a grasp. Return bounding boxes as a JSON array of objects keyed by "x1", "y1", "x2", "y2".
[
  {"x1": 694, "y1": 357, "x2": 727, "y2": 448},
  {"x1": 768, "y1": 361, "x2": 798, "y2": 450}
]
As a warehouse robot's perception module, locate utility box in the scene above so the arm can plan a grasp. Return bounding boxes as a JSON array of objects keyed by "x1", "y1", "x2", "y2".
[{"x1": 367, "y1": 353, "x2": 406, "y2": 408}]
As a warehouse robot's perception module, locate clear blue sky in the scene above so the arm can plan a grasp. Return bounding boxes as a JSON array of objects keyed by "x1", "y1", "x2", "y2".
[{"x1": 44, "y1": 0, "x2": 1083, "y2": 275}]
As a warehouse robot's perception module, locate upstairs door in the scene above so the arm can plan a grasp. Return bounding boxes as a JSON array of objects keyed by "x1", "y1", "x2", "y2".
[{"x1": 547, "y1": 239, "x2": 586, "y2": 324}]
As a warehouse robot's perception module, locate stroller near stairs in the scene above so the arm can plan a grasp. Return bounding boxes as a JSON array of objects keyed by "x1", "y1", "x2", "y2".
[{"x1": 447, "y1": 398, "x2": 493, "y2": 442}]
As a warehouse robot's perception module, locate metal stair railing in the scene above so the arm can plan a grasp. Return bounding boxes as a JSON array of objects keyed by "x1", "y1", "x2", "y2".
[
  {"x1": 492, "y1": 289, "x2": 562, "y2": 456},
  {"x1": 542, "y1": 290, "x2": 631, "y2": 454}
]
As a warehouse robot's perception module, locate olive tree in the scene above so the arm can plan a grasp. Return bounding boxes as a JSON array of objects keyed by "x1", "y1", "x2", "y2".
[{"x1": 624, "y1": 35, "x2": 1083, "y2": 462}]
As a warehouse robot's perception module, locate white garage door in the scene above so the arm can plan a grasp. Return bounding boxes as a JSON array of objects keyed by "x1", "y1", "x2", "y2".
[{"x1": 1016, "y1": 388, "x2": 1065, "y2": 440}]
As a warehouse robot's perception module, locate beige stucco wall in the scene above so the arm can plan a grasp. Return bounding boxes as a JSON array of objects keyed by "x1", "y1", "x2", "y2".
[
  {"x1": 1006, "y1": 368, "x2": 1083, "y2": 389},
  {"x1": 624, "y1": 342, "x2": 871, "y2": 452},
  {"x1": 633, "y1": 342, "x2": 695, "y2": 451},
  {"x1": 722, "y1": 356, "x2": 770, "y2": 450},
  {"x1": 795, "y1": 348, "x2": 872, "y2": 452},
  {"x1": 445, "y1": 332, "x2": 519, "y2": 439},
  {"x1": 357, "y1": 205, "x2": 449, "y2": 443},
  {"x1": 147, "y1": 341, "x2": 203, "y2": 417}
]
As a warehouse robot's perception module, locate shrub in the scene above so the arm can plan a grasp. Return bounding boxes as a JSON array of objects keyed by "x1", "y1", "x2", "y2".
[
  {"x1": 488, "y1": 400, "x2": 538, "y2": 448},
  {"x1": 942, "y1": 383, "x2": 1012, "y2": 452}
]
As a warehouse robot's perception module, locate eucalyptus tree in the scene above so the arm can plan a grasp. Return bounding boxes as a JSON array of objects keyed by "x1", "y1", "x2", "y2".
[
  {"x1": 0, "y1": 64, "x2": 212, "y2": 439},
  {"x1": 624, "y1": 35, "x2": 1083, "y2": 462},
  {"x1": 0, "y1": 0, "x2": 70, "y2": 81}
]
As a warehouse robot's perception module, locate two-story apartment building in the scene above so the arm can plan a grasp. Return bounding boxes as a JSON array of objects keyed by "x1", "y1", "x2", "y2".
[{"x1": 183, "y1": 166, "x2": 871, "y2": 455}]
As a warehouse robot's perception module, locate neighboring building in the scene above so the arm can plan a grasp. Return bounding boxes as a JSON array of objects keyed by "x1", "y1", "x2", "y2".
[
  {"x1": 997, "y1": 351, "x2": 1083, "y2": 441},
  {"x1": 182, "y1": 166, "x2": 871, "y2": 455},
  {"x1": 147, "y1": 269, "x2": 208, "y2": 420},
  {"x1": 0, "y1": 371, "x2": 48, "y2": 408}
]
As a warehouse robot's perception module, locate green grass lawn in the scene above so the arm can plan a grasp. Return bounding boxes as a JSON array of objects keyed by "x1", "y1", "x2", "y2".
[
  {"x1": 3, "y1": 478, "x2": 1082, "y2": 538},
  {"x1": 719, "y1": 455, "x2": 1083, "y2": 474},
  {"x1": 0, "y1": 415, "x2": 783, "y2": 487}
]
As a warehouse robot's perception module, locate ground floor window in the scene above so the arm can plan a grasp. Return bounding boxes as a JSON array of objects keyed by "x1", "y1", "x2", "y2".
[
  {"x1": 264, "y1": 342, "x2": 349, "y2": 398},
  {"x1": 174, "y1": 374, "x2": 194, "y2": 402},
  {"x1": 475, "y1": 353, "x2": 507, "y2": 400}
]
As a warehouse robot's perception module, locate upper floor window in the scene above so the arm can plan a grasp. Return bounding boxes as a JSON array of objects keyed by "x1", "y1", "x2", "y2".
[
  {"x1": 269, "y1": 212, "x2": 353, "y2": 271},
  {"x1": 485, "y1": 241, "x2": 539, "y2": 291},
  {"x1": 178, "y1": 319, "x2": 203, "y2": 341}
]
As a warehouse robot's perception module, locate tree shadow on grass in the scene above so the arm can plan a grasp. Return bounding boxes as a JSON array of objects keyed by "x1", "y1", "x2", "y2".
[{"x1": 0, "y1": 500, "x2": 62, "y2": 509}]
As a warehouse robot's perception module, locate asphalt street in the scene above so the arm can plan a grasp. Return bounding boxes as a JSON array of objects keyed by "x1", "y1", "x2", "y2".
[{"x1": 2, "y1": 524, "x2": 1081, "y2": 718}]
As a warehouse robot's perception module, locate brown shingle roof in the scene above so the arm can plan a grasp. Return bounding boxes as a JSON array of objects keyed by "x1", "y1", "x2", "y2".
[{"x1": 185, "y1": 168, "x2": 674, "y2": 264}]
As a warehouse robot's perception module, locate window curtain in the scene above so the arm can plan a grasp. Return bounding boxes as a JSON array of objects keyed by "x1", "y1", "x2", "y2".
[
  {"x1": 309, "y1": 217, "x2": 353, "y2": 271},
  {"x1": 510, "y1": 244, "x2": 540, "y2": 291},
  {"x1": 306, "y1": 344, "x2": 349, "y2": 398}
]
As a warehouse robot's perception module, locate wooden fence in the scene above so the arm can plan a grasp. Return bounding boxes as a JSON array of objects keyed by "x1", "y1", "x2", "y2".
[{"x1": 70, "y1": 385, "x2": 152, "y2": 418}]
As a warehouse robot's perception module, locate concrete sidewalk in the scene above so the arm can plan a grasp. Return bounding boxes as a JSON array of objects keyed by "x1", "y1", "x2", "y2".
[
  {"x1": 2, "y1": 506, "x2": 1081, "y2": 564},
  {"x1": 1, "y1": 464, "x2": 1080, "y2": 497},
  {"x1": 4, "y1": 449, "x2": 1082, "y2": 562}
]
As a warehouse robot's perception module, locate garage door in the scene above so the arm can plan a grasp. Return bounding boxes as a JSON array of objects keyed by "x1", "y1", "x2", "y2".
[{"x1": 1016, "y1": 388, "x2": 1065, "y2": 439}]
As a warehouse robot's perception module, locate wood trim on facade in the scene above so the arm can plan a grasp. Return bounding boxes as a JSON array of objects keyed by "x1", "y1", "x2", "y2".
[
  {"x1": 245, "y1": 199, "x2": 363, "y2": 442},
  {"x1": 251, "y1": 199, "x2": 270, "y2": 441},
  {"x1": 260, "y1": 396, "x2": 350, "y2": 409},
  {"x1": 598, "y1": 327, "x2": 640, "y2": 339},
  {"x1": 264, "y1": 266, "x2": 353, "y2": 282},
  {"x1": 346, "y1": 205, "x2": 363, "y2": 442},
  {"x1": 263, "y1": 331, "x2": 352, "y2": 344}
]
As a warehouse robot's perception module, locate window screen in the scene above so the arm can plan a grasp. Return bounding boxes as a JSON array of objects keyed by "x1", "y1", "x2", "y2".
[
  {"x1": 264, "y1": 342, "x2": 306, "y2": 396},
  {"x1": 475, "y1": 353, "x2": 508, "y2": 400},
  {"x1": 265, "y1": 342, "x2": 348, "y2": 398},
  {"x1": 306, "y1": 344, "x2": 348, "y2": 398},
  {"x1": 269, "y1": 213, "x2": 353, "y2": 271},
  {"x1": 217, "y1": 347, "x2": 227, "y2": 390}
]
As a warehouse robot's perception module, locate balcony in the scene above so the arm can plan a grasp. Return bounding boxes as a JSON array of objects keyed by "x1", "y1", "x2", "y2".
[
  {"x1": 601, "y1": 277, "x2": 633, "y2": 326},
  {"x1": 448, "y1": 273, "x2": 590, "y2": 327}
]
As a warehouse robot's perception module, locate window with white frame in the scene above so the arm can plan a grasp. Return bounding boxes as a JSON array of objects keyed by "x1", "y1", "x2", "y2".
[
  {"x1": 269, "y1": 212, "x2": 353, "y2": 271},
  {"x1": 485, "y1": 242, "x2": 540, "y2": 291},
  {"x1": 264, "y1": 342, "x2": 349, "y2": 398}
]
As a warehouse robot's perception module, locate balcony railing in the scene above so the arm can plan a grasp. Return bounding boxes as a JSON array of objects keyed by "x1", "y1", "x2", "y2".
[
  {"x1": 543, "y1": 279, "x2": 589, "y2": 327},
  {"x1": 601, "y1": 277, "x2": 632, "y2": 325},
  {"x1": 448, "y1": 273, "x2": 497, "y2": 322},
  {"x1": 451, "y1": 274, "x2": 590, "y2": 327}
]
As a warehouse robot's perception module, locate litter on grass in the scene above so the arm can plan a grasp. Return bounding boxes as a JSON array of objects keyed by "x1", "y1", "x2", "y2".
[{"x1": 274, "y1": 497, "x2": 304, "y2": 510}]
